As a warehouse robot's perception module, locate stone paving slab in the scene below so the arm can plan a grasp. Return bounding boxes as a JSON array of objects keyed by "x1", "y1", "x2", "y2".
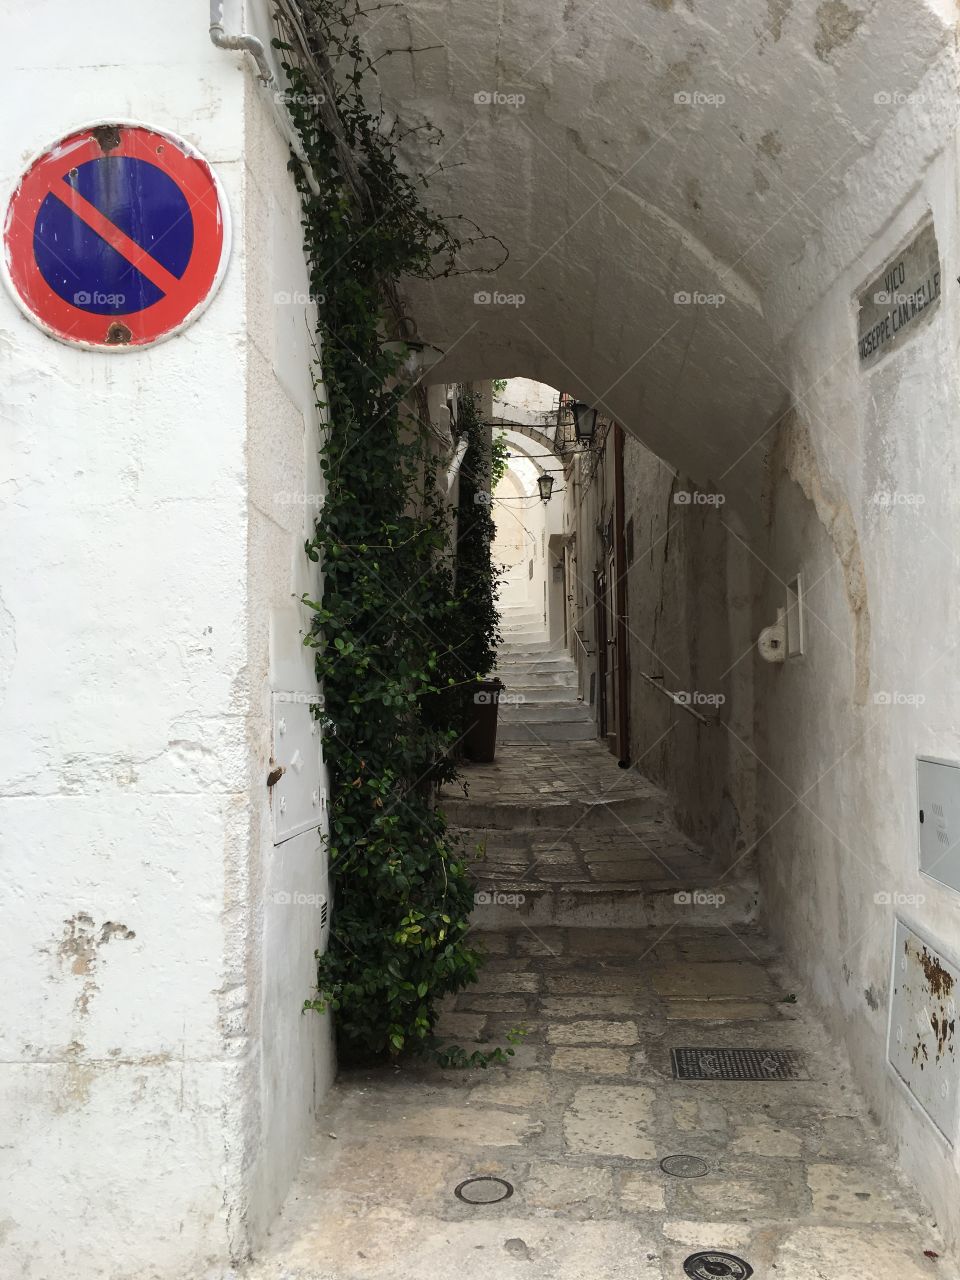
[{"x1": 441, "y1": 742, "x2": 669, "y2": 809}]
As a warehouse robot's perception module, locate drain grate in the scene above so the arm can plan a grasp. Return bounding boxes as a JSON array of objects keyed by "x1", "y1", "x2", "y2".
[
  {"x1": 659, "y1": 1154, "x2": 711, "y2": 1178},
  {"x1": 683, "y1": 1251, "x2": 753, "y2": 1279},
  {"x1": 671, "y1": 1047, "x2": 809, "y2": 1081},
  {"x1": 454, "y1": 1175, "x2": 514, "y2": 1205}
]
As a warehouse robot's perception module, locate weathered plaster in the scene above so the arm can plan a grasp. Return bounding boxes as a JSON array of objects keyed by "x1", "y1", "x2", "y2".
[
  {"x1": 764, "y1": 409, "x2": 872, "y2": 705},
  {"x1": 0, "y1": 2, "x2": 332, "y2": 1275}
]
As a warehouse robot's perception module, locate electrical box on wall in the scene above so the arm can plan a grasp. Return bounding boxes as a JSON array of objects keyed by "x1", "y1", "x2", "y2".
[
  {"x1": 272, "y1": 694, "x2": 324, "y2": 845},
  {"x1": 917, "y1": 756, "x2": 960, "y2": 893},
  {"x1": 887, "y1": 920, "x2": 959, "y2": 1143},
  {"x1": 786, "y1": 574, "x2": 804, "y2": 657}
]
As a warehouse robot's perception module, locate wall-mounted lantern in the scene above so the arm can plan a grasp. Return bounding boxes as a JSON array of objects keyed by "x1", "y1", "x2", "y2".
[
  {"x1": 537, "y1": 473, "x2": 555, "y2": 502},
  {"x1": 571, "y1": 401, "x2": 598, "y2": 446}
]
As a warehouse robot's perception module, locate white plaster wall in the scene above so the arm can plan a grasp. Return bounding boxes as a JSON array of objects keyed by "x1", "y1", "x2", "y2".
[
  {"x1": 587, "y1": 437, "x2": 758, "y2": 875},
  {"x1": 493, "y1": 453, "x2": 546, "y2": 620},
  {"x1": 493, "y1": 426, "x2": 566, "y2": 636},
  {"x1": 0, "y1": 3, "x2": 331, "y2": 1274},
  {"x1": 757, "y1": 52, "x2": 960, "y2": 1248},
  {"x1": 494, "y1": 377, "x2": 558, "y2": 429},
  {"x1": 240, "y1": 15, "x2": 335, "y2": 1245},
  {"x1": 492, "y1": 468, "x2": 531, "y2": 610}
]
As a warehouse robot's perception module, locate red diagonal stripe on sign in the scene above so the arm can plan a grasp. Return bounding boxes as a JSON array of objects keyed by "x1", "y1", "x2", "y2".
[{"x1": 54, "y1": 178, "x2": 182, "y2": 296}]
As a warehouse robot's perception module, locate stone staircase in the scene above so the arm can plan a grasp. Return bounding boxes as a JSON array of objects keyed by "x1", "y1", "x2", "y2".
[
  {"x1": 442, "y1": 740, "x2": 758, "y2": 932},
  {"x1": 443, "y1": 605, "x2": 758, "y2": 930},
  {"x1": 495, "y1": 606, "x2": 594, "y2": 744}
]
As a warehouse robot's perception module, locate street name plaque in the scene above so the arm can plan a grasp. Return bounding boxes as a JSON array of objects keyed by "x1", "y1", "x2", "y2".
[{"x1": 857, "y1": 222, "x2": 941, "y2": 369}]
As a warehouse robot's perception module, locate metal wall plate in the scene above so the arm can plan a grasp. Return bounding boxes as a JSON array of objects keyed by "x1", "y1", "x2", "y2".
[
  {"x1": 887, "y1": 919, "x2": 959, "y2": 1144},
  {"x1": 272, "y1": 694, "x2": 323, "y2": 845},
  {"x1": 917, "y1": 756, "x2": 960, "y2": 894}
]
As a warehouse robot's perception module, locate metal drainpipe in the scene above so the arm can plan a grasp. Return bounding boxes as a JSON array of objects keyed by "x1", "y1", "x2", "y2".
[
  {"x1": 209, "y1": 0, "x2": 275, "y2": 85},
  {"x1": 446, "y1": 437, "x2": 469, "y2": 494},
  {"x1": 208, "y1": 0, "x2": 322, "y2": 198}
]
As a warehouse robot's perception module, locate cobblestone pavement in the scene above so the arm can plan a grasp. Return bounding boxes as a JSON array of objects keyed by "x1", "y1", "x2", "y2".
[
  {"x1": 245, "y1": 737, "x2": 953, "y2": 1280},
  {"x1": 446, "y1": 741, "x2": 664, "y2": 807},
  {"x1": 442, "y1": 744, "x2": 757, "y2": 929}
]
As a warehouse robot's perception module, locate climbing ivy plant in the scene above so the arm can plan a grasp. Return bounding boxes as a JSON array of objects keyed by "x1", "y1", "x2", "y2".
[
  {"x1": 453, "y1": 391, "x2": 506, "y2": 706},
  {"x1": 272, "y1": 0, "x2": 512, "y2": 1064}
]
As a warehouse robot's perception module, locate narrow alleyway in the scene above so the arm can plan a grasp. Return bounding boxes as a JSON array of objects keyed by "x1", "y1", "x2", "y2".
[
  {"x1": 495, "y1": 605, "x2": 594, "y2": 745},
  {"x1": 11, "y1": 3, "x2": 960, "y2": 1274},
  {"x1": 245, "y1": 628, "x2": 948, "y2": 1280}
]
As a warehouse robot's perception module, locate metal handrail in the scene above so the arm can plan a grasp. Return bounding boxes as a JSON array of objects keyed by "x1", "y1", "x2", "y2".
[
  {"x1": 572, "y1": 629, "x2": 594, "y2": 658},
  {"x1": 639, "y1": 671, "x2": 714, "y2": 725}
]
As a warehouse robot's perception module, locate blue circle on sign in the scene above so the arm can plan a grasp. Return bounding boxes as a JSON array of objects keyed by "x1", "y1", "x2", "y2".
[{"x1": 33, "y1": 156, "x2": 194, "y2": 315}]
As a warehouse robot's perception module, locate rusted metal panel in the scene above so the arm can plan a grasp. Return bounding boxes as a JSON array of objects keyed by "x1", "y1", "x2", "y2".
[
  {"x1": 271, "y1": 693, "x2": 324, "y2": 845},
  {"x1": 887, "y1": 920, "x2": 959, "y2": 1143}
]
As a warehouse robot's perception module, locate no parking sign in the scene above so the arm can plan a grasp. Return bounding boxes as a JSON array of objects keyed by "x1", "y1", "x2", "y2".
[{"x1": 2, "y1": 123, "x2": 230, "y2": 349}]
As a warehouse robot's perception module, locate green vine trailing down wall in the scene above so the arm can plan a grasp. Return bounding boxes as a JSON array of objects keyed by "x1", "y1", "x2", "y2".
[
  {"x1": 452, "y1": 390, "x2": 507, "y2": 696},
  {"x1": 272, "y1": 0, "x2": 514, "y2": 1065}
]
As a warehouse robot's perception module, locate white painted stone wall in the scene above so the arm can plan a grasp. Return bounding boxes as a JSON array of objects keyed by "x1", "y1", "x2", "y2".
[
  {"x1": 566, "y1": 50, "x2": 960, "y2": 1248},
  {"x1": 568, "y1": 429, "x2": 757, "y2": 874},
  {"x1": 492, "y1": 421, "x2": 566, "y2": 637},
  {"x1": 0, "y1": 3, "x2": 332, "y2": 1275},
  {"x1": 494, "y1": 376, "x2": 558, "y2": 429},
  {"x1": 757, "y1": 52, "x2": 960, "y2": 1248}
]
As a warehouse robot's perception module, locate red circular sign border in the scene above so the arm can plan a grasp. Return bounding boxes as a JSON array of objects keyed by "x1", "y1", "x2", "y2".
[{"x1": 1, "y1": 122, "x2": 231, "y2": 350}]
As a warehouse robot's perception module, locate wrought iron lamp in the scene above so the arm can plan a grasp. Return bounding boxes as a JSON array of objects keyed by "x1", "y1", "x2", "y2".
[
  {"x1": 570, "y1": 401, "x2": 598, "y2": 445},
  {"x1": 537, "y1": 473, "x2": 555, "y2": 502}
]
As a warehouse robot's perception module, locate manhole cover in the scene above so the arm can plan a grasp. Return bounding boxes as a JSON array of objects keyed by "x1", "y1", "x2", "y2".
[
  {"x1": 659, "y1": 1154, "x2": 711, "y2": 1178},
  {"x1": 683, "y1": 1250, "x2": 753, "y2": 1279},
  {"x1": 671, "y1": 1047, "x2": 809, "y2": 1081},
  {"x1": 454, "y1": 1175, "x2": 514, "y2": 1204}
]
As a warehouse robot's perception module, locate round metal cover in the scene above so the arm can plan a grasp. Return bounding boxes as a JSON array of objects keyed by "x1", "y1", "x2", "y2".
[
  {"x1": 683, "y1": 1251, "x2": 753, "y2": 1279},
  {"x1": 454, "y1": 1175, "x2": 514, "y2": 1204},
  {"x1": 659, "y1": 1153, "x2": 711, "y2": 1178}
]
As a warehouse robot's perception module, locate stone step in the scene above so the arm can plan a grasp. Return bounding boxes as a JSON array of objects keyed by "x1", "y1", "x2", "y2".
[
  {"x1": 499, "y1": 610, "x2": 542, "y2": 624},
  {"x1": 498, "y1": 702, "x2": 591, "y2": 723},
  {"x1": 468, "y1": 877, "x2": 759, "y2": 930},
  {"x1": 497, "y1": 680, "x2": 579, "y2": 697},
  {"x1": 496, "y1": 657, "x2": 577, "y2": 676},
  {"x1": 444, "y1": 790, "x2": 664, "y2": 830},
  {"x1": 500, "y1": 720, "x2": 596, "y2": 744},
  {"x1": 496, "y1": 668, "x2": 578, "y2": 686},
  {"x1": 499, "y1": 686, "x2": 579, "y2": 703},
  {"x1": 497, "y1": 640, "x2": 567, "y2": 656},
  {"x1": 497, "y1": 654, "x2": 576, "y2": 670}
]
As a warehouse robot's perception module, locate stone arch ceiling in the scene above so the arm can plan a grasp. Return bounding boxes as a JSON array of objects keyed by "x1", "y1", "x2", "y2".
[
  {"x1": 367, "y1": 0, "x2": 953, "y2": 510},
  {"x1": 494, "y1": 421, "x2": 561, "y2": 465}
]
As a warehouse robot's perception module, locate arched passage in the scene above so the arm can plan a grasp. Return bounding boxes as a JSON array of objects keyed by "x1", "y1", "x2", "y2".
[
  {"x1": 370, "y1": 0, "x2": 954, "y2": 517},
  {"x1": 354, "y1": 2, "x2": 960, "y2": 1253}
]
